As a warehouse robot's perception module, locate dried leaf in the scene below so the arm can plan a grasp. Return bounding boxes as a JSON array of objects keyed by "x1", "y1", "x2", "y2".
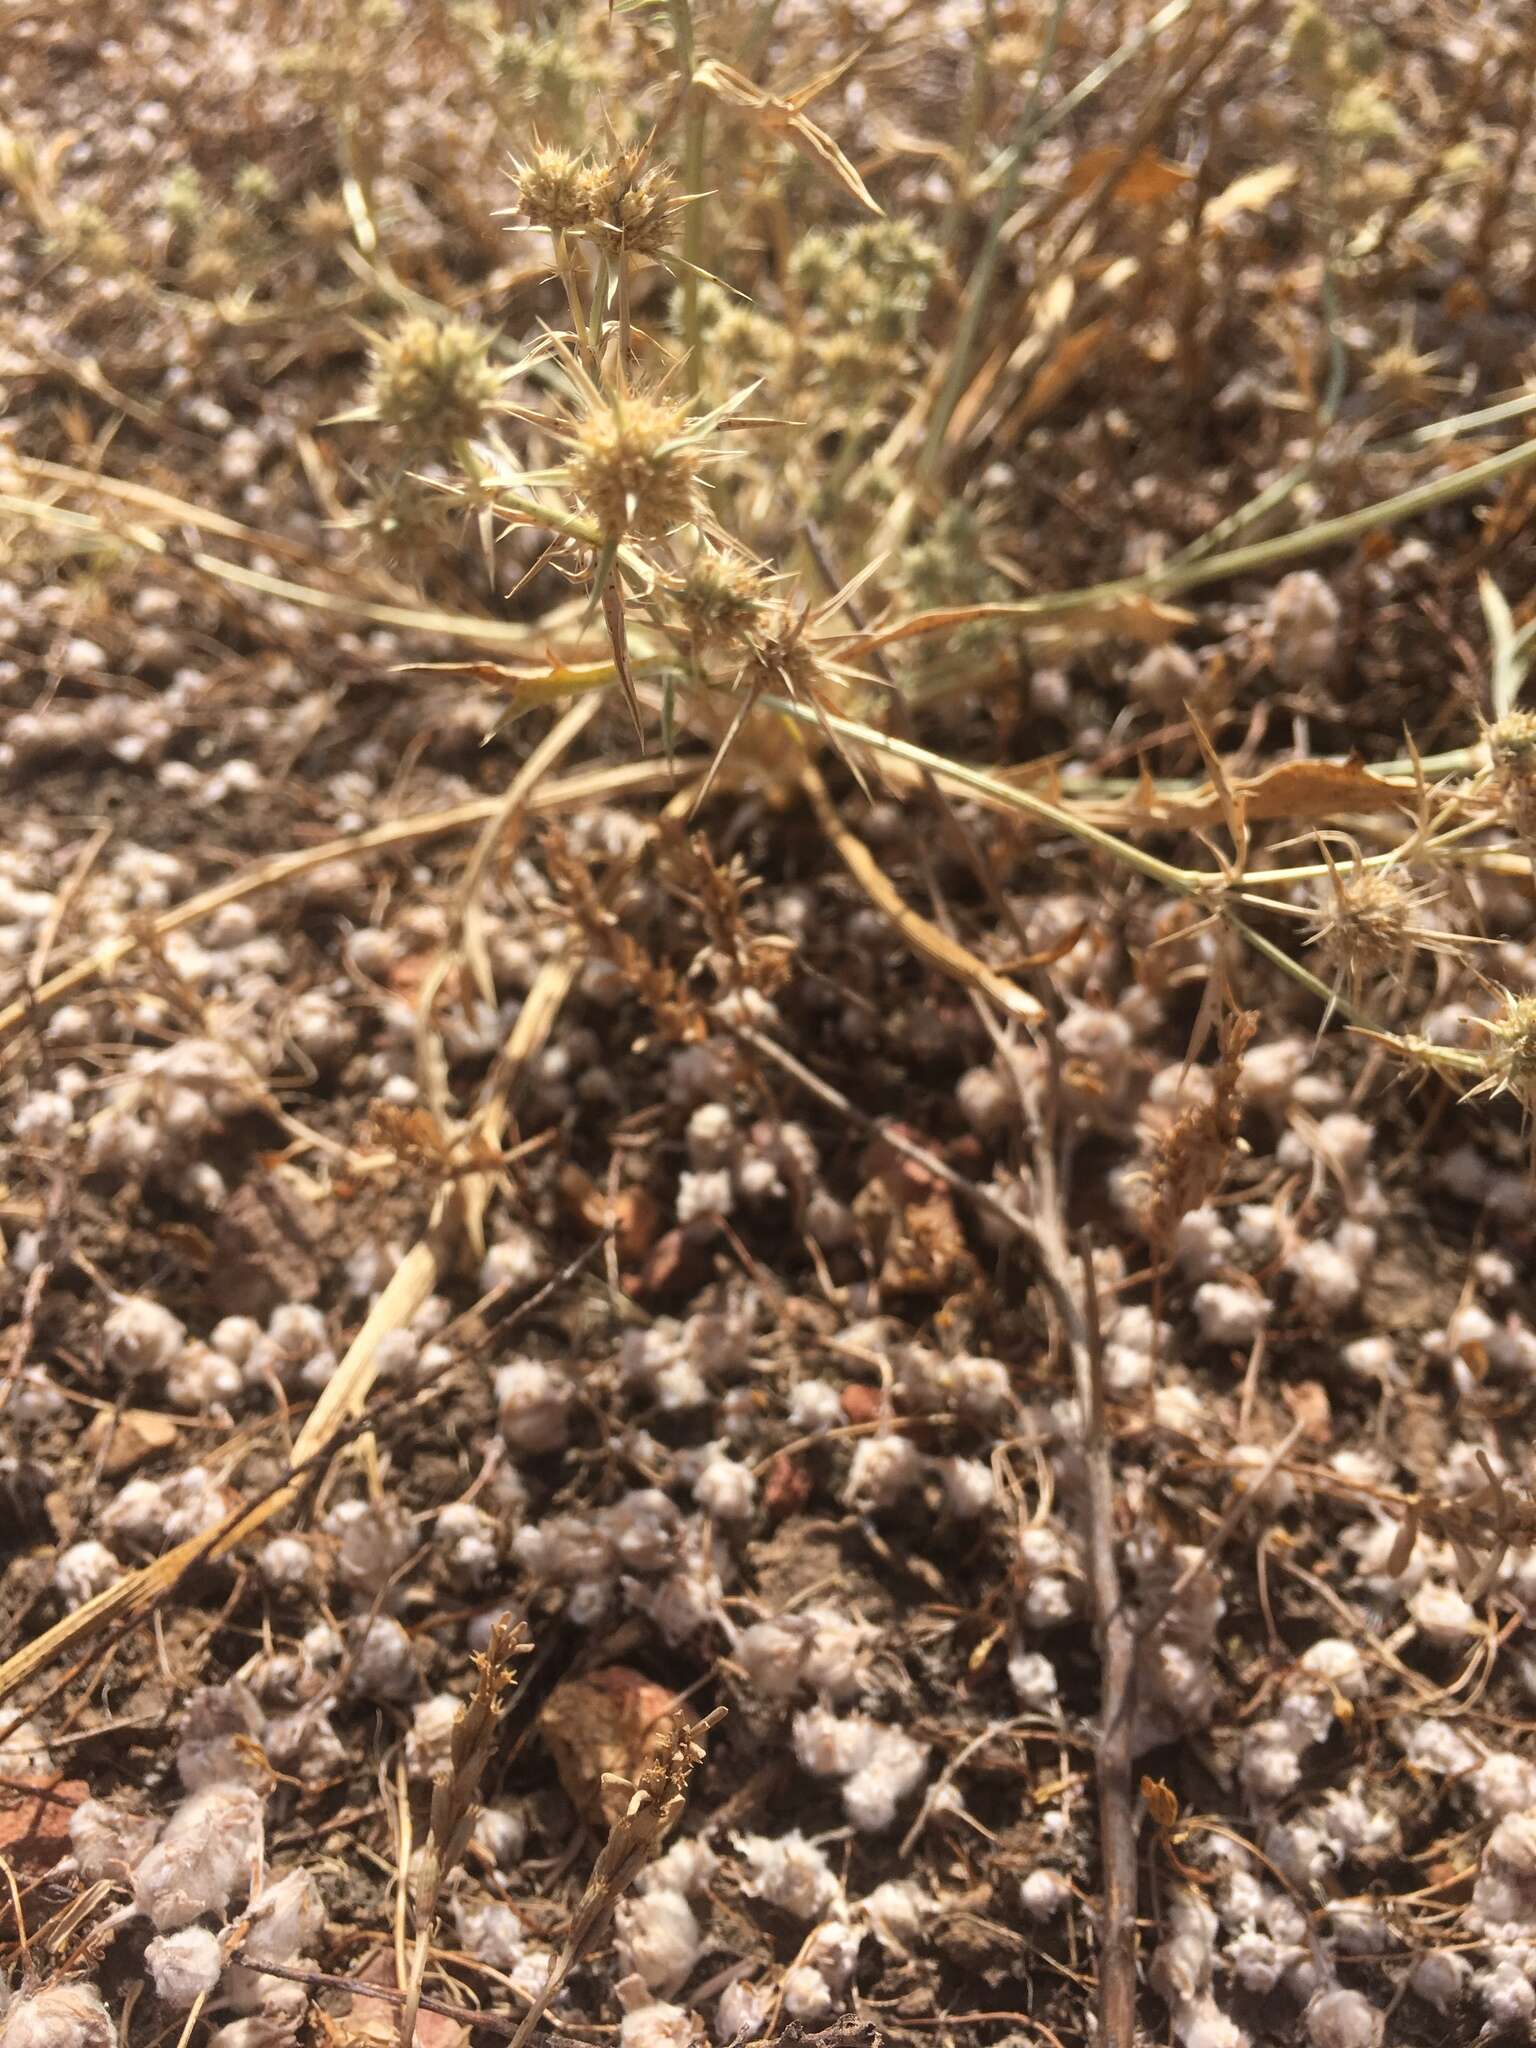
[
  {"x1": 1188, "y1": 708, "x2": 1249, "y2": 877},
  {"x1": 1037, "y1": 593, "x2": 1197, "y2": 648},
  {"x1": 1385, "y1": 1509, "x2": 1418, "y2": 1578},
  {"x1": 1204, "y1": 161, "x2": 1297, "y2": 228},
  {"x1": 843, "y1": 592, "x2": 1193, "y2": 661},
  {"x1": 1092, "y1": 755, "x2": 1412, "y2": 837},
  {"x1": 1017, "y1": 316, "x2": 1117, "y2": 428},
  {"x1": 559, "y1": 1165, "x2": 661, "y2": 1266},
  {"x1": 694, "y1": 58, "x2": 882, "y2": 215},
  {"x1": 82, "y1": 1407, "x2": 181, "y2": 1477},
  {"x1": 1063, "y1": 146, "x2": 1192, "y2": 203},
  {"x1": 1141, "y1": 1775, "x2": 1180, "y2": 1828},
  {"x1": 324, "y1": 1951, "x2": 469, "y2": 2048},
  {"x1": 540, "y1": 1668, "x2": 680, "y2": 1827},
  {"x1": 1282, "y1": 1380, "x2": 1332, "y2": 1445}
]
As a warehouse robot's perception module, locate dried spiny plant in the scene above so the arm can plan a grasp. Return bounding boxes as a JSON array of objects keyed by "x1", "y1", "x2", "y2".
[
  {"x1": 345, "y1": 1101, "x2": 507, "y2": 1203},
  {"x1": 655, "y1": 821, "x2": 796, "y2": 1002},
  {"x1": 1466, "y1": 991, "x2": 1536, "y2": 1127},
  {"x1": 354, "y1": 314, "x2": 508, "y2": 453},
  {"x1": 1486, "y1": 708, "x2": 1536, "y2": 847},
  {"x1": 1303, "y1": 837, "x2": 1465, "y2": 1014},
  {"x1": 399, "y1": 1616, "x2": 530, "y2": 2047}
]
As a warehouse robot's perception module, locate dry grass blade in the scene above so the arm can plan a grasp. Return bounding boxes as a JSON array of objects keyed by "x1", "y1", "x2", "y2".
[{"x1": 694, "y1": 57, "x2": 882, "y2": 215}]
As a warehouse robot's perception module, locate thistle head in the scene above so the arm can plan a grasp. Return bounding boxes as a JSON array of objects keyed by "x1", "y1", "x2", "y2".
[
  {"x1": 511, "y1": 144, "x2": 594, "y2": 234},
  {"x1": 367, "y1": 316, "x2": 502, "y2": 448},
  {"x1": 675, "y1": 547, "x2": 768, "y2": 650},
  {"x1": 583, "y1": 146, "x2": 681, "y2": 259},
  {"x1": 739, "y1": 605, "x2": 825, "y2": 701},
  {"x1": 1489, "y1": 710, "x2": 1536, "y2": 843},
  {"x1": 567, "y1": 393, "x2": 700, "y2": 540},
  {"x1": 1304, "y1": 859, "x2": 1443, "y2": 1001},
  {"x1": 1478, "y1": 993, "x2": 1536, "y2": 1122}
]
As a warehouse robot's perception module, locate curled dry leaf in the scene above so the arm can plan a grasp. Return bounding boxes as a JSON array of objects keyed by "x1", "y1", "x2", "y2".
[
  {"x1": 82, "y1": 1406, "x2": 181, "y2": 1476},
  {"x1": 539, "y1": 1666, "x2": 680, "y2": 1827},
  {"x1": 1062, "y1": 146, "x2": 1193, "y2": 203},
  {"x1": 1120, "y1": 756, "x2": 1414, "y2": 833},
  {"x1": 1140, "y1": 1775, "x2": 1180, "y2": 1829}
]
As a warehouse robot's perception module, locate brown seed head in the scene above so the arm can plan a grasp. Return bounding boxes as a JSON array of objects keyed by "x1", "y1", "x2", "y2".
[
  {"x1": 1483, "y1": 993, "x2": 1536, "y2": 1119},
  {"x1": 583, "y1": 148, "x2": 679, "y2": 258},
  {"x1": 740, "y1": 607, "x2": 824, "y2": 700},
  {"x1": 1305, "y1": 863, "x2": 1436, "y2": 998},
  {"x1": 1490, "y1": 711, "x2": 1536, "y2": 843}
]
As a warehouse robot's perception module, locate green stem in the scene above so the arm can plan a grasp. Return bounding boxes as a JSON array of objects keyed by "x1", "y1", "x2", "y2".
[
  {"x1": 941, "y1": 0, "x2": 996, "y2": 251},
  {"x1": 755, "y1": 694, "x2": 1449, "y2": 1032},
  {"x1": 761, "y1": 693, "x2": 1199, "y2": 894},
  {"x1": 908, "y1": 432, "x2": 1536, "y2": 701}
]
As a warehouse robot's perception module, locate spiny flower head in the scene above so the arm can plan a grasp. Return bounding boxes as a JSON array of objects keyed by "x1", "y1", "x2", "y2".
[
  {"x1": 793, "y1": 219, "x2": 941, "y2": 333},
  {"x1": 352, "y1": 470, "x2": 456, "y2": 576},
  {"x1": 161, "y1": 166, "x2": 205, "y2": 229},
  {"x1": 1304, "y1": 858, "x2": 1453, "y2": 1001},
  {"x1": 675, "y1": 546, "x2": 768, "y2": 650},
  {"x1": 49, "y1": 203, "x2": 129, "y2": 275},
  {"x1": 367, "y1": 316, "x2": 502, "y2": 447},
  {"x1": 739, "y1": 604, "x2": 826, "y2": 701},
  {"x1": 813, "y1": 329, "x2": 906, "y2": 402},
  {"x1": 1365, "y1": 332, "x2": 1448, "y2": 408},
  {"x1": 511, "y1": 144, "x2": 594, "y2": 234},
  {"x1": 489, "y1": 26, "x2": 610, "y2": 113},
  {"x1": 567, "y1": 392, "x2": 700, "y2": 540},
  {"x1": 1477, "y1": 992, "x2": 1536, "y2": 1121},
  {"x1": 1489, "y1": 710, "x2": 1536, "y2": 842},
  {"x1": 292, "y1": 190, "x2": 351, "y2": 243},
  {"x1": 583, "y1": 146, "x2": 681, "y2": 259}
]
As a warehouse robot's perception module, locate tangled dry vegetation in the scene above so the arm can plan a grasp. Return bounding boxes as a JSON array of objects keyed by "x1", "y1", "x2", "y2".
[{"x1": 8, "y1": 1, "x2": 1536, "y2": 2044}]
